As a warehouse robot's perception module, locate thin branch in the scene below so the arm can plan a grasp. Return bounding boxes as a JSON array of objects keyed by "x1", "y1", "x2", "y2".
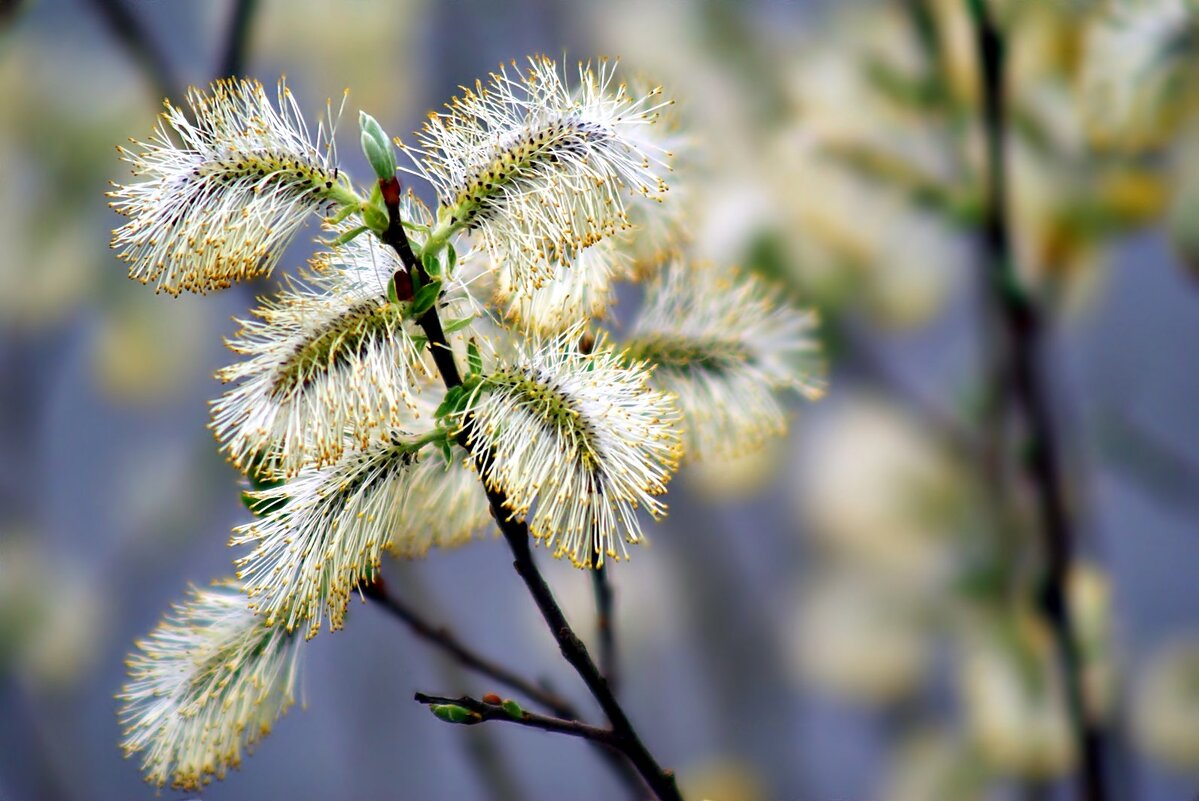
[
  {"x1": 965, "y1": 4, "x2": 1107, "y2": 801},
  {"x1": 496, "y1": 510, "x2": 680, "y2": 801},
  {"x1": 578, "y1": 340, "x2": 619, "y2": 694},
  {"x1": 378, "y1": 176, "x2": 682, "y2": 801},
  {"x1": 592, "y1": 562, "x2": 619, "y2": 694},
  {"x1": 414, "y1": 693, "x2": 620, "y2": 746},
  {"x1": 385, "y1": 568, "x2": 527, "y2": 801},
  {"x1": 217, "y1": 0, "x2": 259, "y2": 79},
  {"x1": 363, "y1": 576, "x2": 577, "y2": 718},
  {"x1": 83, "y1": 0, "x2": 180, "y2": 102},
  {"x1": 1097, "y1": 408, "x2": 1199, "y2": 510},
  {"x1": 1, "y1": 0, "x2": 28, "y2": 28},
  {"x1": 366, "y1": 573, "x2": 647, "y2": 798}
]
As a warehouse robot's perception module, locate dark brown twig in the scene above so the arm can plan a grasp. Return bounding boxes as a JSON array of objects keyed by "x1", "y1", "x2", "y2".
[
  {"x1": 217, "y1": 0, "x2": 259, "y2": 79},
  {"x1": 378, "y1": 176, "x2": 681, "y2": 801},
  {"x1": 497, "y1": 527, "x2": 679, "y2": 801},
  {"x1": 965, "y1": 3, "x2": 1107, "y2": 800},
  {"x1": 592, "y1": 562, "x2": 619, "y2": 694},
  {"x1": 366, "y1": 574, "x2": 646, "y2": 798},
  {"x1": 363, "y1": 576, "x2": 578, "y2": 717},
  {"x1": 382, "y1": 568, "x2": 527, "y2": 801},
  {"x1": 83, "y1": 0, "x2": 180, "y2": 102},
  {"x1": 414, "y1": 693, "x2": 620, "y2": 746}
]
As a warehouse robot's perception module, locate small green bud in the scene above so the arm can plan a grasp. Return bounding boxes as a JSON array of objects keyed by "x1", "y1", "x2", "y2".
[
  {"x1": 430, "y1": 704, "x2": 477, "y2": 724},
  {"x1": 500, "y1": 699, "x2": 524, "y2": 720},
  {"x1": 359, "y1": 111, "x2": 396, "y2": 180}
]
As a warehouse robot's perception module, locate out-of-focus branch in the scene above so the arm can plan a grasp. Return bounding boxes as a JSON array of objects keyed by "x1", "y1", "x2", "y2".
[
  {"x1": 592, "y1": 562, "x2": 620, "y2": 694},
  {"x1": 83, "y1": 0, "x2": 180, "y2": 102},
  {"x1": 217, "y1": 0, "x2": 259, "y2": 78},
  {"x1": 965, "y1": 3, "x2": 1107, "y2": 801}
]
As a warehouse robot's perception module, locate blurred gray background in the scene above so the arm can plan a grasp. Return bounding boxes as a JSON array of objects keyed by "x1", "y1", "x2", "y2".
[{"x1": 2, "y1": 0, "x2": 1199, "y2": 799}]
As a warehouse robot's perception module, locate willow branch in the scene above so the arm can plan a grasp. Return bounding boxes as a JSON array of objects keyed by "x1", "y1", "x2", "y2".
[
  {"x1": 363, "y1": 576, "x2": 577, "y2": 718},
  {"x1": 965, "y1": 4, "x2": 1107, "y2": 801},
  {"x1": 378, "y1": 176, "x2": 681, "y2": 801},
  {"x1": 218, "y1": 0, "x2": 260, "y2": 79},
  {"x1": 366, "y1": 571, "x2": 646, "y2": 799},
  {"x1": 592, "y1": 562, "x2": 620, "y2": 694},
  {"x1": 83, "y1": 0, "x2": 180, "y2": 103},
  {"x1": 414, "y1": 694, "x2": 620, "y2": 746}
]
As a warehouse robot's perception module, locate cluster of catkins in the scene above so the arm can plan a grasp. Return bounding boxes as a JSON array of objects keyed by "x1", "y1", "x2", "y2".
[{"x1": 109, "y1": 56, "x2": 823, "y2": 790}]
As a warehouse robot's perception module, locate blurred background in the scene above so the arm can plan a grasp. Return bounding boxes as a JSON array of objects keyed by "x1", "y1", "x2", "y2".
[{"x1": 2, "y1": 0, "x2": 1199, "y2": 799}]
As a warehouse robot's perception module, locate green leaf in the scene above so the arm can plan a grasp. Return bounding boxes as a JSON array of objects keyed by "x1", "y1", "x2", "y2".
[
  {"x1": 439, "y1": 439, "x2": 453, "y2": 464},
  {"x1": 443, "y1": 315, "x2": 475, "y2": 334},
  {"x1": 500, "y1": 699, "x2": 523, "y2": 719},
  {"x1": 435, "y1": 386, "x2": 466, "y2": 419},
  {"x1": 359, "y1": 111, "x2": 396, "y2": 180},
  {"x1": 449, "y1": 389, "x2": 473, "y2": 417},
  {"x1": 411, "y1": 281, "x2": 441, "y2": 316},
  {"x1": 445, "y1": 242, "x2": 458, "y2": 274},
  {"x1": 410, "y1": 334, "x2": 428, "y2": 352},
  {"x1": 361, "y1": 203, "x2": 388, "y2": 234},
  {"x1": 422, "y1": 249, "x2": 441, "y2": 279},
  {"x1": 467, "y1": 341, "x2": 482, "y2": 376},
  {"x1": 329, "y1": 202, "x2": 357, "y2": 224},
  {"x1": 435, "y1": 384, "x2": 476, "y2": 421},
  {"x1": 331, "y1": 225, "x2": 369, "y2": 247}
]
